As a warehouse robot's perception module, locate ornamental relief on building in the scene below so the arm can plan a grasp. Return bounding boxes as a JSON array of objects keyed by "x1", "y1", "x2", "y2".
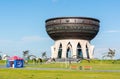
[
  {"x1": 48, "y1": 29, "x2": 97, "y2": 34},
  {"x1": 46, "y1": 25, "x2": 99, "y2": 32},
  {"x1": 46, "y1": 19, "x2": 99, "y2": 26}
]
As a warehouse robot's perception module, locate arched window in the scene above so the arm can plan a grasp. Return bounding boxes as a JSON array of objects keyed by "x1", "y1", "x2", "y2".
[
  {"x1": 86, "y1": 45, "x2": 90, "y2": 59},
  {"x1": 77, "y1": 43, "x2": 83, "y2": 58},
  {"x1": 66, "y1": 42, "x2": 72, "y2": 58},
  {"x1": 58, "y1": 43, "x2": 62, "y2": 58}
]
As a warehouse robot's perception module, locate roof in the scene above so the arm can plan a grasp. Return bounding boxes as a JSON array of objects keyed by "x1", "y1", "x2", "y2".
[
  {"x1": 45, "y1": 16, "x2": 100, "y2": 22},
  {"x1": 8, "y1": 56, "x2": 23, "y2": 60}
]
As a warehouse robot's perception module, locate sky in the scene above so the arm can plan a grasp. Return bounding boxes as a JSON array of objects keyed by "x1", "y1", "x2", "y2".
[{"x1": 0, "y1": 0, "x2": 120, "y2": 59}]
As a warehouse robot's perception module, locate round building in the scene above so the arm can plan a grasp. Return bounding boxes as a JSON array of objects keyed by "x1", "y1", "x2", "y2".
[{"x1": 45, "y1": 17, "x2": 100, "y2": 59}]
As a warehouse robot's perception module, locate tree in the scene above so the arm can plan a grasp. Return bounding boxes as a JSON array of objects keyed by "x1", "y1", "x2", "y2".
[
  {"x1": 42, "y1": 51, "x2": 47, "y2": 59},
  {"x1": 108, "y1": 48, "x2": 115, "y2": 59},
  {"x1": 0, "y1": 55, "x2": 2, "y2": 60},
  {"x1": 23, "y1": 50, "x2": 29, "y2": 56},
  {"x1": 102, "y1": 48, "x2": 115, "y2": 60},
  {"x1": 23, "y1": 50, "x2": 29, "y2": 64},
  {"x1": 0, "y1": 52, "x2": 2, "y2": 60}
]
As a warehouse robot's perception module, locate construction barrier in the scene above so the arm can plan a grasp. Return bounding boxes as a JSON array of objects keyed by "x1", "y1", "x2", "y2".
[
  {"x1": 83, "y1": 66, "x2": 92, "y2": 70},
  {"x1": 70, "y1": 65, "x2": 92, "y2": 70},
  {"x1": 70, "y1": 65, "x2": 78, "y2": 70}
]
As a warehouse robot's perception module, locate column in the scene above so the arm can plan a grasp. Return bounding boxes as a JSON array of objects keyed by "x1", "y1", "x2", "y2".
[
  {"x1": 81, "y1": 41, "x2": 87, "y2": 58},
  {"x1": 72, "y1": 41, "x2": 77, "y2": 58},
  {"x1": 89, "y1": 45, "x2": 94, "y2": 59},
  {"x1": 62, "y1": 40, "x2": 67, "y2": 58}
]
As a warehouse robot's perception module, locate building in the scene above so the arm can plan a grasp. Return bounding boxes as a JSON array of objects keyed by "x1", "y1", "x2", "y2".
[{"x1": 45, "y1": 17, "x2": 100, "y2": 59}]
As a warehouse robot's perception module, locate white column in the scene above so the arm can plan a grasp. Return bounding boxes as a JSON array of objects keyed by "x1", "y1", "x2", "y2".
[
  {"x1": 62, "y1": 42, "x2": 67, "y2": 58},
  {"x1": 51, "y1": 46, "x2": 54, "y2": 58},
  {"x1": 86, "y1": 41, "x2": 94, "y2": 59},
  {"x1": 62, "y1": 40, "x2": 68, "y2": 58},
  {"x1": 81, "y1": 41, "x2": 87, "y2": 58},
  {"x1": 89, "y1": 45, "x2": 94, "y2": 59},
  {"x1": 72, "y1": 41, "x2": 77, "y2": 58},
  {"x1": 54, "y1": 41, "x2": 60, "y2": 58}
]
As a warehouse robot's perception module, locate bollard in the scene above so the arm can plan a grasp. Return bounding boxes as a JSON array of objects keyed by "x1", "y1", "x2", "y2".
[{"x1": 79, "y1": 66, "x2": 82, "y2": 70}]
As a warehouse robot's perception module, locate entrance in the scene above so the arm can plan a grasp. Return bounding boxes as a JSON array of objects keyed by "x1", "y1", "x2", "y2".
[
  {"x1": 66, "y1": 42, "x2": 72, "y2": 58},
  {"x1": 77, "y1": 43, "x2": 83, "y2": 58},
  {"x1": 66, "y1": 47, "x2": 71, "y2": 58},
  {"x1": 58, "y1": 44, "x2": 62, "y2": 58},
  {"x1": 86, "y1": 45, "x2": 90, "y2": 59}
]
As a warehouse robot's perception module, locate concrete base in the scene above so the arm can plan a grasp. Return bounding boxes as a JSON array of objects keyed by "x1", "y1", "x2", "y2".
[{"x1": 51, "y1": 39, "x2": 94, "y2": 59}]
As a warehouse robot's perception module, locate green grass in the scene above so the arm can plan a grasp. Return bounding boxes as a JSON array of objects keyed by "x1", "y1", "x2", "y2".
[
  {"x1": 1, "y1": 59, "x2": 120, "y2": 70},
  {"x1": 1, "y1": 60, "x2": 120, "y2": 79},
  {"x1": 0, "y1": 69, "x2": 120, "y2": 79},
  {"x1": 24, "y1": 62, "x2": 120, "y2": 70}
]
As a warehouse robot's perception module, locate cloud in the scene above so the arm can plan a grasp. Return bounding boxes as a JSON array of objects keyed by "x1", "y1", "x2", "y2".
[
  {"x1": 21, "y1": 36, "x2": 47, "y2": 42},
  {"x1": 0, "y1": 36, "x2": 49, "y2": 46},
  {"x1": 94, "y1": 47, "x2": 120, "y2": 59},
  {"x1": 94, "y1": 48, "x2": 108, "y2": 53},
  {"x1": 106, "y1": 30, "x2": 120, "y2": 33},
  {"x1": 0, "y1": 36, "x2": 51, "y2": 56},
  {"x1": 21, "y1": 36, "x2": 43, "y2": 42},
  {"x1": 0, "y1": 39, "x2": 13, "y2": 45},
  {"x1": 93, "y1": 48, "x2": 109, "y2": 59}
]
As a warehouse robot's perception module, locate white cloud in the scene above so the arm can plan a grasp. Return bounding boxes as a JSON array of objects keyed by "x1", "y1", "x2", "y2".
[
  {"x1": 94, "y1": 48, "x2": 108, "y2": 53},
  {"x1": 0, "y1": 36, "x2": 49, "y2": 46},
  {"x1": 0, "y1": 40, "x2": 14, "y2": 47},
  {"x1": 93, "y1": 47, "x2": 120, "y2": 59},
  {"x1": 21, "y1": 36, "x2": 47, "y2": 42},
  {"x1": 93, "y1": 48, "x2": 107, "y2": 59},
  {"x1": 0, "y1": 36, "x2": 51, "y2": 56},
  {"x1": 0, "y1": 39, "x2": 13, "y2": 44},
  {"x1": 106, "y1": 30, "x2": 120, "y2": 33},
  {"x1": 21, "y1": 36, "x2": 42, "y2": 41}
]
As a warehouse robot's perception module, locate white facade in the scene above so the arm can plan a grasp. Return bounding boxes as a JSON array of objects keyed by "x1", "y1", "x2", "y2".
[{"x1": 51, "y1": 39, "x2": 94, "y2": 59}]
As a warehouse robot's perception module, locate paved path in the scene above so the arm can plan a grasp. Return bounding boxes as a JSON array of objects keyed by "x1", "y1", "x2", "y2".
[
  {"x1": 23, "y1": 68, "x2": 120, "y2": 72},
  {"x1": 0, "y1": 65, "x2": 6, "y2": 68}
]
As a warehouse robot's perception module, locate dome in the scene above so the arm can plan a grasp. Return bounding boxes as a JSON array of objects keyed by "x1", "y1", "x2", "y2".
[{"x1": 45, "y1": 17, "x2": 100, "y2": 40}]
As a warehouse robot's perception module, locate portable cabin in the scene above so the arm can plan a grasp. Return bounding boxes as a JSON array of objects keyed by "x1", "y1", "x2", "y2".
[{"x1": 6, "y1": 56, "x2": 24, "y2": 68}]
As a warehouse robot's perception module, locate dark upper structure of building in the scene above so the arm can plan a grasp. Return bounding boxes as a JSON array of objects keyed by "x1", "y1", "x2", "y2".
[{"x1": 45, "y1": 17, "x2": 100, "y2": 59}]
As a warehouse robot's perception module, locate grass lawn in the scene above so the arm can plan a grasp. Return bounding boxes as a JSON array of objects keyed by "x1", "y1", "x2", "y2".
[
  {"x1": 0, "y1": 68, "x2": 120, "y2": 79},
  {"x1": 0, "y1": 60, "x2": 120, "y2": 79},
  {"x1": 25, "y1": 62, "x2": 120, "y2": 70}
]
